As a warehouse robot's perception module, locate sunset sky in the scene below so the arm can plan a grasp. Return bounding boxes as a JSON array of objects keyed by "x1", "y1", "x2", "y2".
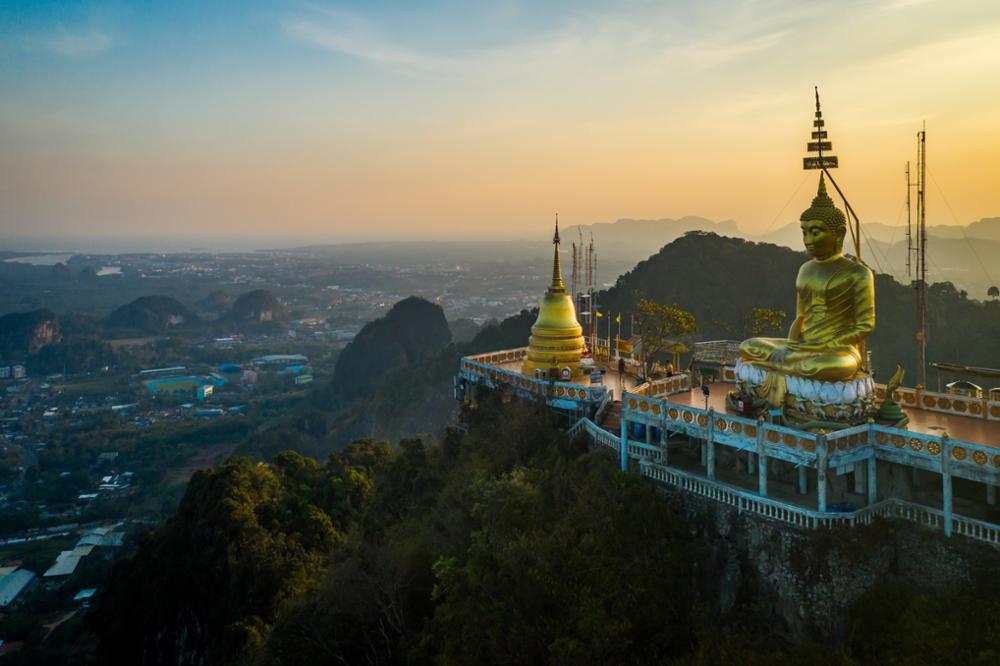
[{"x1": 2, "y1": 0, "x2": 999, "y2": 249}]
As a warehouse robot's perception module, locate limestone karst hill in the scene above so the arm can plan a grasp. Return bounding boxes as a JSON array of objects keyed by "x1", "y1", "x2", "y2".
[
  {"x1": 227, "y1": 289, "x2": 284, "y2": 323},
  {"x1": 103, "y1": 295, "x2": 199, "y2": 335},
  {"x1": 0, "y1": 308, "x2": 61, "y2": 357},
  {"x1": 597, "y1": 231, "x2": 1000, "y2": 382}
]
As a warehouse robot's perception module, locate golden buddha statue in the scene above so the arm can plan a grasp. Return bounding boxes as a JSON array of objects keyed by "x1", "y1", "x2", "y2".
[
  {"x1": 522, "y1": 219, "x2": 586, "y2": 379},
  {"x1": 739, "y1": 175, "x2": 874, "y2": 392}
]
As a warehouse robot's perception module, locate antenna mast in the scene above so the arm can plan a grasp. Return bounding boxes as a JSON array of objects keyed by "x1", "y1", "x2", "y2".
[
  {"x1": 570, "y1": 241, "x2": 578, "y2": 304},
  {"x1": 905, "y1": 161, "x2": 914, "y2": 278},
  {"x1": 916, "y1": 125, "x2": 928, "y2": 388}
]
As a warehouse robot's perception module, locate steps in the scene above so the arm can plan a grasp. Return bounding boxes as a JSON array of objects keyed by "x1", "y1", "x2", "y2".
[{"x1": 600, "y1": 400, "x2": 622, "y2": 433}]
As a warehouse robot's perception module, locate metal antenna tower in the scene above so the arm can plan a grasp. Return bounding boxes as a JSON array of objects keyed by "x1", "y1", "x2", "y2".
[
  {"x1": 905, "y1": 161, "x2": 914, "y2": 278},
  {"x1": 915, "y1": 125, "x2": 928, "y2": 388},
  {"x1": 570, "y1": 241, "x2": 578, "y2": 303}
]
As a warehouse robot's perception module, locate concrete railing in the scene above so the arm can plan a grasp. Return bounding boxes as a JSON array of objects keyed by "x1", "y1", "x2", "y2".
[
  {"x1": 460, "y1": 356, "x2": 609, "y2": 405},
  {"x1": 573, "y1": 416, "x2": 1000, "y2": 547}
]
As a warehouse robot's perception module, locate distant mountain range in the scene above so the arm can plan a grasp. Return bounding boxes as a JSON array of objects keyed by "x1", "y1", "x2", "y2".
[
  {"x1": 282, "y1": 215, "x2": 998, "y2": 299},
  {"x1": 565, "y1": 216, "x2": 1000, "y2": 300}
]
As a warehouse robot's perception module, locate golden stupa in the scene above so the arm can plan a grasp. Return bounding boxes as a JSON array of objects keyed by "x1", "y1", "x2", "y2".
[{"x1": 522, "y1": 218, "x2": 587, "y2": 379}]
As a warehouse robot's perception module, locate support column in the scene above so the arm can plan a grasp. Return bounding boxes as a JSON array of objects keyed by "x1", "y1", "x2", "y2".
[
  {"x1": 817, "y1": 434, "x2": 828, "y2": 513},
  {"x1": 620, "y1": 417, "x2": 628, "y2": 472},
  {"x1": 700, "y1": 441, "x2": 707, "y2": 466},
  {"x1": 941, "y1": 434, "x2": 952, "y2": 537},
  {"x1": 747, "y1": 452, "x2": 755, "y2": 475},
  {"x1": 706, "y1": 408, "x2": 716, "y2": 481},
  {"x1": 660, "y1": 426, "x2": 668, "y2": 466},
  {"x1": 645, "y1": 422, "x2": 653, "y2": 450},
  {"x1": 867, "y1": 455, "x2": 877, "y2": 505},
  {"x1": 988, "y1": 484, "x2": 997, "y2": 506},
  {"x1": 853, "y1": 462, "x2": 864, "y2": 495},
  {"x1": 798, "y1": 466, "x2": 808, "y2": 495},
  {"x1": 756, "y1": 418, "x2": 768, "y2": 497}
]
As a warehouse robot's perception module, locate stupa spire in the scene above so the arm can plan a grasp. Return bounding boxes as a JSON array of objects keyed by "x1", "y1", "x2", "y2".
[{"x1": 550, "y1": 213, "x2": 565, "y2": 292}]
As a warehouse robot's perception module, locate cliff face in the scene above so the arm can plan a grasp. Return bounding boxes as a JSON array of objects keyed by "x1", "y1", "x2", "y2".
[
  {"x1": 0, "y1": 308, "x2": 61, "y2": 357},
  {"x1": 667, "y1": 486, "x2": 991, "y2": 643}
]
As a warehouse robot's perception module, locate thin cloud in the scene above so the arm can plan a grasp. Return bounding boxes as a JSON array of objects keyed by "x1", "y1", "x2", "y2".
[
  {"x1": 20, "y1": 27, "x2": 112, "y2": 57},
  {"x1": 665, "y1": 29, "x2": 788, "y2": 69},
  {"x1": 283, "y1": 15, "x2": 465, "y2": 76}
]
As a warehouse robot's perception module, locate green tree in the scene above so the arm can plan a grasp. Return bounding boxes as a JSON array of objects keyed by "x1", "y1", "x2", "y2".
[
  {"x1": 745, "y1": 306, "x2": 788, "y2": 338},
  {"x1": 634, "y1": 298, "x2": 697, "y2": 374}
]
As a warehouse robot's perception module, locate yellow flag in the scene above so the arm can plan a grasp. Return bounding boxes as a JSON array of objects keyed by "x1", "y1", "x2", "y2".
[
  {"x1": 615, "y1": 313, "x2": 621, "y2": 323},
  {"x1": 595, "y1": 310, "x2": 604, "y2": 317}
]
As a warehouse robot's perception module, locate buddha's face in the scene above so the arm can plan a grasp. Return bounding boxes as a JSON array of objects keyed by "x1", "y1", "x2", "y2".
[{"x1": 800, "y1": 219, "x2": 843, "y2": 260}]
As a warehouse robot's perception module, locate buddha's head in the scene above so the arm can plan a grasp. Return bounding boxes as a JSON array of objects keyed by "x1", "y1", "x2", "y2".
[{"x1": 799, "y1": 174, "x2": 847, "y2": 260}]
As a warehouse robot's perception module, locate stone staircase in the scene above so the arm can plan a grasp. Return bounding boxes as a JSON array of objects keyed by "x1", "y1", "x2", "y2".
[{"x1": 599, "y1": 400, "x2": 622, "y2": 433}]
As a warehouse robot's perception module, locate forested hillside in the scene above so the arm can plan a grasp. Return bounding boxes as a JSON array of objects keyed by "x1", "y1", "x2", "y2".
[
  {"x1": 87, "y1": 394, "x2": 1000, "y2": 665},
  {"x1": 597, "y1": 232, "x2": 1000, "y2": 382}
]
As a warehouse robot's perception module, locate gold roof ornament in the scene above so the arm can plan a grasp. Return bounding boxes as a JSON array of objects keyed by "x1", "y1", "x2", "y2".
[
  {"x1": 522, "y1": 215, "x2": 586, "y2": 379},
  {"x1": 800, "y1": 173, "x2": 847, "y2": 233}
]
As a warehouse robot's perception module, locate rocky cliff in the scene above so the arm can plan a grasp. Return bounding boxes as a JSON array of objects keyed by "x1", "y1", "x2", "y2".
[{"x1": 0, "y1": 308, "x2": 61, "y2": 357}]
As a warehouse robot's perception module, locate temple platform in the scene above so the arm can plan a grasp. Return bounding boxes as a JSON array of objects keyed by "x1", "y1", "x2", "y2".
[
  {"x1": 458, "y1": 349, "x2": 1000, "y2": 545},
  {"x1": 665, "y1": 381, "x2": 1000, "y2": 451},
  {"x1": 492, "y1": 358, "x2": 643, "y2": 395}
]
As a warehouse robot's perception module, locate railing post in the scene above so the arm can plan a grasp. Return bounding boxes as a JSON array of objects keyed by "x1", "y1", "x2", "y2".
[
  {"x1": 941, "y1": 434, "x2": 952, "y2": 537},
  {"x1": 756, "y1": 418, "x2": 768, "y2": 498},
  {"x1": 620, "y1": 414, "x2": 628, "y2": 472},
  {"x1": 817, "y1": 434, "x2": 828, "y2": 513},
  {"x1": 867, "y1": 454, "x2": 877, "y2": 505},
  {"x1": 706, "y1": 408, "x2": 716, "y2": 481}
]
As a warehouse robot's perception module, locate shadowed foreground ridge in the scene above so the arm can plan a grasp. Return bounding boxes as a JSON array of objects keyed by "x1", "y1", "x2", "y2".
[{"x1": 90, "y1": 390, "x2": 1000, "y2": 665}]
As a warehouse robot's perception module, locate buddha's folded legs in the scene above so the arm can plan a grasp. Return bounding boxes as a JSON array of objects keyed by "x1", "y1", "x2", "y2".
[{"x1": 739, "y1": 337, "x2": 860, "y2": 382}]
